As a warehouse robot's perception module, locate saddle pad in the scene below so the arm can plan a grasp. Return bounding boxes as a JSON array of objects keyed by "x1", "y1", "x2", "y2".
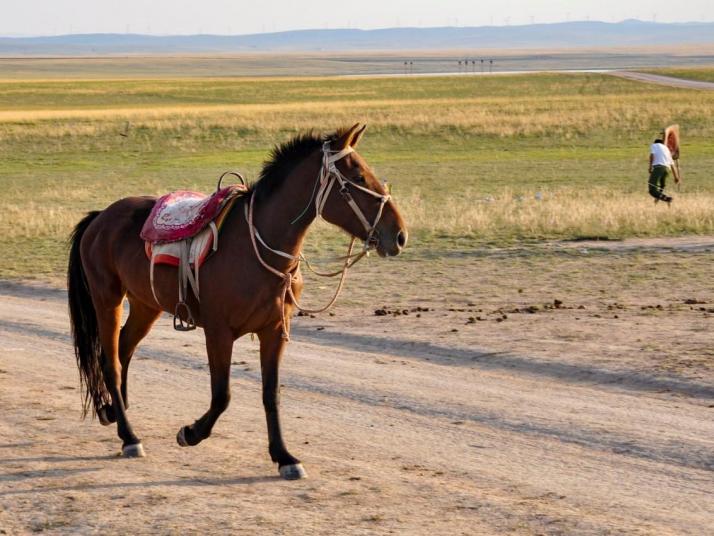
[
  {"x1": 140, "y1": 184, "x2": 247, "y2": 243},
  {"x1": 145, "y1": 194, "x2": 240, "y2": 268},
  {"x1": 146, "y1": 224, "x2": 215, "y2": 268}
]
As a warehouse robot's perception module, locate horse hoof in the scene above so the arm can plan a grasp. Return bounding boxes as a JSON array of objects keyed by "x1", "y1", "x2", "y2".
[
  {"x1": 97, "y1": 405, "x2": 115, "y2": 426},
  {"x1": 279, "y1": 463, "x2": 307, "y2": 480},
  {"x1": 122, "y1": 443, "x2": 145, "y2": 458},
  {"x1": 176, "y1": 427, "x2": 189, "y2": 447}
]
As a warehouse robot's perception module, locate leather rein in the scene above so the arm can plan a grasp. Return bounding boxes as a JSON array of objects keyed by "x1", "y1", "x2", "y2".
[{"x1": 246, "y1": 142, "x2": 391, "y2": 339}]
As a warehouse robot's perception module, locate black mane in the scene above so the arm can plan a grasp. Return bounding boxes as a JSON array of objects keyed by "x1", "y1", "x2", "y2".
[{"x1": 250, "y1": 129, "x2": 343, "y2": 202}]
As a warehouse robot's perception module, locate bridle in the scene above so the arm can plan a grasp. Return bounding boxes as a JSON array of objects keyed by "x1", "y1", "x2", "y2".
[
  {"x1": 313, "y1": 141, "x2": 391, "y2": 251},
  {"x1": 246, "y1": 141, "x2": 391, "y2": 339}
]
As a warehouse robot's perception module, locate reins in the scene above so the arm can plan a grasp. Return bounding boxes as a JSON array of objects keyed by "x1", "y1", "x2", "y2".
[{"x1": 246, "y1": 141, "x2": 390, "y2": 339}]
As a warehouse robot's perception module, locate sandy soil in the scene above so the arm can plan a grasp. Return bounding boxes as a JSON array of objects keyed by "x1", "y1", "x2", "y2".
[{"x1": 1, "y1": 241, "x2": 713, "y2": 534}]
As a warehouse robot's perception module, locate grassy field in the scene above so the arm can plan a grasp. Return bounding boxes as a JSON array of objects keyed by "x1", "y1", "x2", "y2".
[
  {"x1": 1, "y1": 70, "x2": 714, "y2": 279},
  {"x1": 641, "y1": 66, "x2": 714, "y2": 83}
]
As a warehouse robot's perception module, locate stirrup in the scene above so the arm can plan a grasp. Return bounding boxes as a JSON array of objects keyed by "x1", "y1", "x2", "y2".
[{"x1": 173, "y1": 301, "x2": 197, "y2": 331}]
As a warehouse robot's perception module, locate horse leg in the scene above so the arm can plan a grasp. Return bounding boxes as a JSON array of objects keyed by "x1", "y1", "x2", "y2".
[
  {"x1": 176, "y1": 325, "x2": 233, "y2": 447},
  {"x1": 94, "y1": 300, "x2": 145, "y2": 457},
  {"x1": 97, "y1": 298, "x2": 160, "y2": 425},
  {"x1": 119, "y1": 298, "x2": 161, "y2": 408},
  {"x1": 258, "y1": 326, "x2": 306, "y2": 480}
]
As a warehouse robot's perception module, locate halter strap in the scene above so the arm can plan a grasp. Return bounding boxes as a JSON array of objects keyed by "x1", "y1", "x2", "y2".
[
  {"x1": 326, "y1": 146, "x2": 354, "y2": 163},
  {"x1": 315, "y1": 141, "x2": 391, "y2": 249}
]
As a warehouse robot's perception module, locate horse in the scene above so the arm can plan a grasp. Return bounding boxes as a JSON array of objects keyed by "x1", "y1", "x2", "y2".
[{"x1": 67, "y1": 124, "x2": 407, "y2": 479}]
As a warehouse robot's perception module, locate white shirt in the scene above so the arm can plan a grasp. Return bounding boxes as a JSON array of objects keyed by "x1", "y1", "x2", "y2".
[{"x1": 650, "y1": 142, "x2": 674, "y2": 167}]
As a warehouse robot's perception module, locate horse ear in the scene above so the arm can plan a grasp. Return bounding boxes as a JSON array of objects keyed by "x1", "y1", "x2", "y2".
[
  {"x1": 350, "y1": 124, "x2": 367, "y2": 148},
  {"x1": 334, "y1": 123, "x2": 362, "y2": 150}
]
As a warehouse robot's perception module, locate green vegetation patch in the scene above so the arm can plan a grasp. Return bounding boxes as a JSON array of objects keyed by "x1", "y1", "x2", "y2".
[
  {"x1": 640, "y1": 66, "x2": 714, "y2": 83},
  {"x1": 1, "y1": 72, "x2": 713, "y2": 280}
]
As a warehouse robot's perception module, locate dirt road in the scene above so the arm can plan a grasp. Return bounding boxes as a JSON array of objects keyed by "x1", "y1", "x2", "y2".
[
  {"x1": 1, "y1": 277, "x2": 713, "y2": 534},
  {"x1": 610, "y1": 71, "x2": 714, "y2": 90}
]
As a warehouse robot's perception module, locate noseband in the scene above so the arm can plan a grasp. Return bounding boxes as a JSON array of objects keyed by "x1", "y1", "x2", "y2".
[{"x1": 246, "y1": 141, "x2": 391, "y2": 340}]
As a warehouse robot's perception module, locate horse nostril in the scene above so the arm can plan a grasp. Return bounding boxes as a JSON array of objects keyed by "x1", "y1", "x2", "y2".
[{"x1": 396, "y1": 230, "x2": 407, "y2": 249}]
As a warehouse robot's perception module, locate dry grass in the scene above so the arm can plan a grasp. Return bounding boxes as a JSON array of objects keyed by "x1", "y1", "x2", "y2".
[
  {"x1": 401, "y1": 188, "x2": 714, "y2": 239},
  {"x1": 1, "y1": 72, "x2": 713, "y2": 278},
  {"x1": 2, "y1": 90, "x2": 713, "y2": 142},
  {"x1": 2, "y1": 203, "x2": 80, "y2": 239},
  {"x1": 3, "y1": 189, "x2": 712, "y2": 261}
]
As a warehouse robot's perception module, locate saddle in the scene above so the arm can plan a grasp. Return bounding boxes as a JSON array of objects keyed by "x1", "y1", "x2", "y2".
[
  {"x1": 141, "y1": 179, "x2": 248, "y2": 330},
  {"x1": 141, "y1": 185, "x2": 245, "y2": 243}
]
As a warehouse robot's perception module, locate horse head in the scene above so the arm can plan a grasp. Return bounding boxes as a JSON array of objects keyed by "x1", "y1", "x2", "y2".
[{"x1": 319, "y1": 124, "x2": 408, "y2": 257}]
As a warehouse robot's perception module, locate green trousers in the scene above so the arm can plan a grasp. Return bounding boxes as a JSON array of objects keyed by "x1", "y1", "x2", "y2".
[{"x1": 648, "y1": 165, "x2": 671, "y2": 202}]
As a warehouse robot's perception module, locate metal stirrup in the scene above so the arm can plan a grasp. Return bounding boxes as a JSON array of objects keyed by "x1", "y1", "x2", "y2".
[{"x1": 173, "y1": 302, "x2": 196, "y2": 331}]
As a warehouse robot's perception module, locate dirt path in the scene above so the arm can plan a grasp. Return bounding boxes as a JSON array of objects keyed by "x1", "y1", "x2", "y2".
[
  {"x1": 557, "y1": 235, "x2": 714, "y2": 252},
  {"x1": 1, "y1": 281, "x2": 713, "y2": 535},
  {"x1": 610, "y1": 71, "x2": 714, "y2": 90}
]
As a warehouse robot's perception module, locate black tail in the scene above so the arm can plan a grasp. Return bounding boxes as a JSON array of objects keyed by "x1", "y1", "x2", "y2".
[{"x1": 67, "y1": 211, "x2": 110, "y2": 418}]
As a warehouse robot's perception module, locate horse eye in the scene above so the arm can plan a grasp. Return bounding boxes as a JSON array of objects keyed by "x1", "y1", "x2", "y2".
[{"x1": 354, "y1": 174, "x2": 366, "y2": 183}]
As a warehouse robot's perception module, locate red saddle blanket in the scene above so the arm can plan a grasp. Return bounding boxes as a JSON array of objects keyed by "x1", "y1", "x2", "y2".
[
  {"x1": 144, "y1": 193, "x2": 240, "y2": 268},
  {"x1": 140, "y1": 185, "x2": 247, "y2": 244}
]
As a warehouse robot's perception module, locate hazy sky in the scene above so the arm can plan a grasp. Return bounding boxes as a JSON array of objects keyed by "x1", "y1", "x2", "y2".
[{"x1": 1, "y1": 0, "x2": 712, "y2": 36}]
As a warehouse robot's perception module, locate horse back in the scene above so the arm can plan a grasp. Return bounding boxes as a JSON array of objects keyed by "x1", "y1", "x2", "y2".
[{"x1": 79, "y1": 196, "x2": 158, "y2": 301}]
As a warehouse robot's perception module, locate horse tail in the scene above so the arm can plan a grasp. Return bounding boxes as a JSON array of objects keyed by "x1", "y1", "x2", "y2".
[{"x1": 67, "y1": 211, "x2": 110, "y2": 418}]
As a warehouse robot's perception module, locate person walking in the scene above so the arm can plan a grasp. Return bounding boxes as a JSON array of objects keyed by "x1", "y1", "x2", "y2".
[{"x1": 648, "y1": 136, "x2": 680, "y2": 204}]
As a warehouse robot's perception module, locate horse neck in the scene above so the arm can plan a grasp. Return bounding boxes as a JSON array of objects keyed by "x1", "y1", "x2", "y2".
[{"x1": 251, "y1": 153, "x2": 321, "y2": 270}]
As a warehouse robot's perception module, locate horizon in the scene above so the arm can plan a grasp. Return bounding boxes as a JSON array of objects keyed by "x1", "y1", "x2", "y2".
[
  {"x1": 3, "y1": 18, "x2": 714, "y2": 39},
  {"x1": 3, "y1": 0, "x2": 714, "y2": 37}
]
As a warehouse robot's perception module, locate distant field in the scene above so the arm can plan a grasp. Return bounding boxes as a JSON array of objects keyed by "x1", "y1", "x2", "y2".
[
  {"x1": 641, "y1": 66, "x2": 714, "y2": 83},
  {"x1": 1, "y1": 71, "x2": 714, "y2": 279},
  {"x1": 1, "y1": 46, "x2": 714, "y2": 79}
]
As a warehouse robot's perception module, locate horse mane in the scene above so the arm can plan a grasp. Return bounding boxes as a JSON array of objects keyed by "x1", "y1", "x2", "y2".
[{"x1": 250, "y1": 128, "x2": 348, "y2": 202}]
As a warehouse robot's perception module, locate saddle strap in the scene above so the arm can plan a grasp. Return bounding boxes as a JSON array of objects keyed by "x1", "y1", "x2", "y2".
[{"x1": 149, "y1": 221, "x2": 219, "y2": 331}]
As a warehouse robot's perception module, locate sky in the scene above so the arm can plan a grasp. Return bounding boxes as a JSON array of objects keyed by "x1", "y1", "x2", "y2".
[{"x1": 1, "y1": 0, "x2": 712, "y2": 36}]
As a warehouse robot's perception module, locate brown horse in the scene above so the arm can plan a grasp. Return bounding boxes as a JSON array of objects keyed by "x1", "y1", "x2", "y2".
[{"x1": 67, "y1": 124, "x2": 407, "y2": 479}]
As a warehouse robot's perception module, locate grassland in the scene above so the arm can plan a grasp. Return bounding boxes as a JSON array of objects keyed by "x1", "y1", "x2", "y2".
[
  {"x1": 1, "y1": 71, "x2": 714, "y2": 279},
  {"x1": 641, "y1": 66, "x2": 714, "y2": 83}
]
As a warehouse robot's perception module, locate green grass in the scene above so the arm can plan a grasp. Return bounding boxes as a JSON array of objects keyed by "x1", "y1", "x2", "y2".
[
  {"x1": 1, "y1": 71, "x2": 714, "y2": 280},
  {"x1": 0, "y1": 72, "x2": 671, "y2": 109},
  {"x1": 640, "y1": 66, "x2": 714, "y2": 83}
]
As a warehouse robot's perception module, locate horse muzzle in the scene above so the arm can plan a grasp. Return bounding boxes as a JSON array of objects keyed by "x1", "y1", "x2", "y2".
[{"x1": 375, "y1": 227, "x2": 408, "y2": 258}]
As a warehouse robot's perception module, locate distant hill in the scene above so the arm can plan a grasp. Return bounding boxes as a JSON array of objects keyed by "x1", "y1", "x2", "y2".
[{"x1": 2, "y1": 20, "x2": 714, "y2": 55}]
